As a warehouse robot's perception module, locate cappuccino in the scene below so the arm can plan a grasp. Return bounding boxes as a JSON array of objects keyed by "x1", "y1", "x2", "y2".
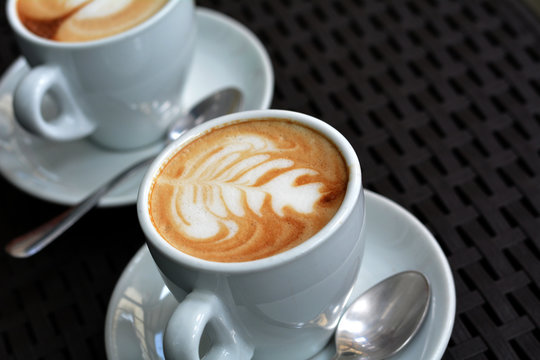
[
  {"x1": 17, "y1": 0, "x2": 167, "y2": 42},
  {"x1": 149, "y1": 119, "x2": 349, "y2": 262}
]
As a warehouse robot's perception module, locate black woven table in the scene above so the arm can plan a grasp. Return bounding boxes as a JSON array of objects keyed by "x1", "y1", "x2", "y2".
[{"x1": 1, "y1": 1, "x2": 539, "y2": 359}]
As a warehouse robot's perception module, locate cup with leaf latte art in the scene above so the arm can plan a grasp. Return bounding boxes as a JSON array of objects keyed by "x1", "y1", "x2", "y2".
[
  {"x1": 139, "y1": 110, "x2": 365, "y2": 360},
  {"x1": 7, "y1": 0, "x2": 195, "y2": 150}
]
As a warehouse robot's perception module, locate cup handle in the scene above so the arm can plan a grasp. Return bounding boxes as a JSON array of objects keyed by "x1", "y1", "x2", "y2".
[
  {"x1": 13, "y1": 65, "x2": 96, "y2": 141},
  {"x1": 164, "y1": 289, "x2": 254, "y2": 360}
]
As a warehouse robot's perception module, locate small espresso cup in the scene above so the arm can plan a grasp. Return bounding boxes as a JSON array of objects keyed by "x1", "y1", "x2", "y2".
[
  {"x1": 138, "y1": 109, "x2": 365, "y2": 360},
  {"x1": 6, "y1": 0, "x2": 196, "y2": 150}
]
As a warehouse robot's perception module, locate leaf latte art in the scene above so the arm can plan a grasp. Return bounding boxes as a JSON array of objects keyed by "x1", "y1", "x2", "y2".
[{"x1": 150, "y1": 120, "x2": 349, "y2": 262}]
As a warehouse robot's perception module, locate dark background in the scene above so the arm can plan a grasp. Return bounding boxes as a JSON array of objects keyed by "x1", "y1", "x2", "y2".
[{"x1": 1, "y1": 0, "x2": 539, "y2": 359}]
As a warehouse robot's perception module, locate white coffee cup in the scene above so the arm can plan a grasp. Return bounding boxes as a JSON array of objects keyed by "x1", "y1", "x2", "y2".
[
  {"x1": 6, "y1": 0, "x2": 196, "y2": 150},
  {"x1": 138, "y1": 109, "x2": 366, "y2": 360}
]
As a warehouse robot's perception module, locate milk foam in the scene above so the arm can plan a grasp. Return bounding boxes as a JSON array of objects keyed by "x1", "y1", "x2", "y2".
[
  {"x1": 17, "y1": 0, "x2": 167, "y2": 42},
  {"x1": 150, "y1": 120, "x2": 348, "y2": 262},
  {"x1": 74, "y1": 0, "x2": 132, "y2": 18},
  {"x1": 17, "y1": 0, "x2": 87, "y2": 20},
  {"x1": 160, "y1": 135, "x2": 324, "y2": 240}
]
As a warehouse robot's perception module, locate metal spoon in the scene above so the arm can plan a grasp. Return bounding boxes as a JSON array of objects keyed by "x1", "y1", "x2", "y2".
[
  {"x1": 332, "y1": 271, "x2": 430, "y2": 360},
  {"x1": 6, "y1": 87, "x2": 242, "y2": 258}
]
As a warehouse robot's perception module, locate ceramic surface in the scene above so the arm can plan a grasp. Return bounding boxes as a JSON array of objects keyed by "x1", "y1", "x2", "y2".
[
  {"x1": 0, "y1": 7, "x2": 273, "y2": 206},
  {"x1": 105, "y1": 190, "x2": 456, "y2": 360}
]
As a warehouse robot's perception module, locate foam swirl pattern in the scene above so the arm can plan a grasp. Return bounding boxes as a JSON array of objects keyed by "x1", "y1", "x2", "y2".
[
  {"x1": 17, "y1": 0, "x2": 167, "y2": 42},
  {"x1": 149, "y1": 120, "x2": 348, "y2": 262}
]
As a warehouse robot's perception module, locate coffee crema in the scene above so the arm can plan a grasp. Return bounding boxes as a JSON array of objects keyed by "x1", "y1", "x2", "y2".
[
  {"x1": 17, "y1": 0, "x2": 167, "y2": 42},
  {"x1": 149, "y1": 119, "x2": 349, "y2": 262}
]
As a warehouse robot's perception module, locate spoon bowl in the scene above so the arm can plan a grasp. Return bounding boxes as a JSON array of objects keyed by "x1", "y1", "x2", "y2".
[
  {"x1": 333, "y1": 271, "x2": 430, "y2": 360},
  {"x1": 168, "y1": 87, "x2": 243, "y2": 142}
]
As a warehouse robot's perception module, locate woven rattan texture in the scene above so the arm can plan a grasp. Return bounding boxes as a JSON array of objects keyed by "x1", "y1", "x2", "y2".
[{"x1": 0, "y1": 0, "x2": 539, "y2": 359}]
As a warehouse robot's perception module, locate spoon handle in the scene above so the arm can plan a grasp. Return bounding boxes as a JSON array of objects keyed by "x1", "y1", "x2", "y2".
[{"x1": 5, "y1": 156, "x2": 154, "y2": 258}]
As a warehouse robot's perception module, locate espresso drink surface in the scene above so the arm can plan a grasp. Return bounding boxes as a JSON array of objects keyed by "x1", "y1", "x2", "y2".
[
  {"x1": 149, "y1": 119, "x2": 349, "y2": 262},
  {"x1": 17, "y1": 0, "x2": 167, "y2": 42}
]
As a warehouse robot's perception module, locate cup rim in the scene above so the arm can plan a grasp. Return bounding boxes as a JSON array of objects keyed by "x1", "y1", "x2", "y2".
[
  {"x1": 138, "y1": 109, "x2": 363, "y2": 274},
  {"x1": 6, "y1": 0, "x2": 180, "y2": 48}
]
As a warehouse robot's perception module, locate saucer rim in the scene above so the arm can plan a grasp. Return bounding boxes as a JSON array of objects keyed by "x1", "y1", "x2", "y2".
[
  {"x1": 0, "y1": 7, "x2": 274, "y2": 207},
  {"x1": 104, "y1": 190, "x2": 456, "y2": 360}
]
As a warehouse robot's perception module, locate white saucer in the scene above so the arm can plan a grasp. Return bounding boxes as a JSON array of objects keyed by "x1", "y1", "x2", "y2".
[
  {"x1": 105, "y1": 190, "x2": 456, "y2": 360},
  {"x1": 0, "y1": 7, "x2": 273, "y2": 207}
]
